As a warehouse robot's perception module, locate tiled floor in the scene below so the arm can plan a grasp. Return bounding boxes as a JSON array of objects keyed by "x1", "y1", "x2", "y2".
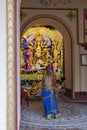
[{"x1": 20, "y1": 96, "x2": 87, "y2": 130}]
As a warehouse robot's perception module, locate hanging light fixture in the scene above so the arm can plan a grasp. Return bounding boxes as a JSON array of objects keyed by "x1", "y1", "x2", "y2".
[{"x1": 39, "y1": 0, "x2": 72, "y2": 6}]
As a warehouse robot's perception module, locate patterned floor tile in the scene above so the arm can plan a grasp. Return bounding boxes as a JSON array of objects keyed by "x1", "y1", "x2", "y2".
[{"x1": 20, "y1": 97, "x2": 87, "y2": 130}]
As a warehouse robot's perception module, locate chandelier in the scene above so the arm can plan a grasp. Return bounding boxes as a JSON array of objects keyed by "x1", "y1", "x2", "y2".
[{"x1": 39, "y1": 0, "x2": 72, "y2": 6}]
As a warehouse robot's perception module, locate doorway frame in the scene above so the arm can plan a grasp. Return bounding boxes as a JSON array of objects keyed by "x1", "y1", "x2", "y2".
[
  {"x1": 6, "y1": 1, "x2": 74, "y2": 130},
  {"x1": 7, "y1": 0, "x2": 19, "y2": 130}
]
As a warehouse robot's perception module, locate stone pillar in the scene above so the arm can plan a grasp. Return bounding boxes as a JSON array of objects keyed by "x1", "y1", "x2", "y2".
[{"x1": 7, "y1": 0, "x2": 16, "y2": 130}]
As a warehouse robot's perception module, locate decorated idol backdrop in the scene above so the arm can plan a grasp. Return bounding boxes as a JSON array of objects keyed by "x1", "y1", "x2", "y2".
[{"x1": 20, "y1": 26, "x2": 64, "y2": 96}]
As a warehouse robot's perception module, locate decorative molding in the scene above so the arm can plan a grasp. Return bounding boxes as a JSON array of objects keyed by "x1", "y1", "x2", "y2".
[
  {"x1": 7, "y1": 0, "x2": 16, "y2": 130},
  {"x1": 20, "y1": 10, "x2": 27, "y2": 21},
  {"x1": 66, "y1": 11, "x2": 76, "y2": 21},
  {"x1": 21, "y1": 7, "x2": 78, "y2": 10},
  {"x1": 20, "y1": 13, "x2": 74, "y2": 38},
  {"x1": 38, "y1": 0, "x2": 72, "y2": 6},
  {"x1": 20, "y1": 8, "x2": 79, "y2": 44}
]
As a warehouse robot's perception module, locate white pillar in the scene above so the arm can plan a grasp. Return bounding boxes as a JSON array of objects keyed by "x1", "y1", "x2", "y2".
[
  {"x1": 72, "y1": 44, "x2": 81, "y2": 99},
  {"x1": 17, "y1": 0, "x2": 21, "y2": 129},
  {"x1": 0, "y1": 0, "x2": 7, "y2": 130},
  {"x1": 7, "y1": 0, "x2": 16, "y2": 130}
]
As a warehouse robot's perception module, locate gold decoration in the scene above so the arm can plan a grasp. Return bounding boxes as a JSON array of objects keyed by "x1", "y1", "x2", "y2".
[{"x1": 21, "y1": 26, "x2": 64, "y2": 80}]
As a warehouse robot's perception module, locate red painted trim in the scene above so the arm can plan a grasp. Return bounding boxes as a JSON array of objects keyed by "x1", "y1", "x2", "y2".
[
  {"x1": 75, "y1": 92, "x2": 87, "y2": 100},
  {"x1": 14, "y1": 0, "x2": 18, "y2": 130}
]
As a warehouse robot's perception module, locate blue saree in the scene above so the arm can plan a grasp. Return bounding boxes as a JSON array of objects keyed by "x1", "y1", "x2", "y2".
[{"x1": 41, "y1": 87, "x2": 61, "y2": 119}]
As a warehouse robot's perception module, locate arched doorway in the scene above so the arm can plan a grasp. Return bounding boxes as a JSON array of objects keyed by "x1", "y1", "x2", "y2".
[
  {"x1": 20, "y1": 14, "x2": 74, "y2": 98},
  {"x1": 20, "y1": 25, "x2": 64, "y2": 100}
]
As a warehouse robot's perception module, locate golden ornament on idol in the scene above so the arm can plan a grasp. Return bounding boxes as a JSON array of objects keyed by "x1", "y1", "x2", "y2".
[{"x1": 20, "y1": 26, "x2": 64, "y2": 80}]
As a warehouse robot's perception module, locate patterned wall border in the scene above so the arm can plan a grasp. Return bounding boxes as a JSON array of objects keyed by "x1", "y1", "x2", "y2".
[
  {"x1": 7, "y1": 0, "x2": 17, "y2": 130},
  {"x1": 21, "y1": 7, "x2": 77, "y2": 10}
]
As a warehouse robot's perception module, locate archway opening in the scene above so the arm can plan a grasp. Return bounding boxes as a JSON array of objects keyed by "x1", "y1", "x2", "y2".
[
  {"x1": 20, "y1": 14, "x2": 73, "y2": 99},
  {"x1": 20, "y1": 24, "x2": 65, "y2": 103}
]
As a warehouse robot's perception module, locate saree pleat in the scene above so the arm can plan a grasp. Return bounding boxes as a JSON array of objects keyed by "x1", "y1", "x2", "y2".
[{"x1": 41, "y1": 87, "x2": 60, "y2": 116}]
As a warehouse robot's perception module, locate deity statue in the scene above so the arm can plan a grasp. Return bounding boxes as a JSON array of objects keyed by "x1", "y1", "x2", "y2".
[{"x1": 20, "y1": 26, "x2": 64, "y2": 79}]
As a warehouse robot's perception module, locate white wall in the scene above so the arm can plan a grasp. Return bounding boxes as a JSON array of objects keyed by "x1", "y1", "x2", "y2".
[{"x1": 0, "y1": 0, "x2": 7, "y2": 130}]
